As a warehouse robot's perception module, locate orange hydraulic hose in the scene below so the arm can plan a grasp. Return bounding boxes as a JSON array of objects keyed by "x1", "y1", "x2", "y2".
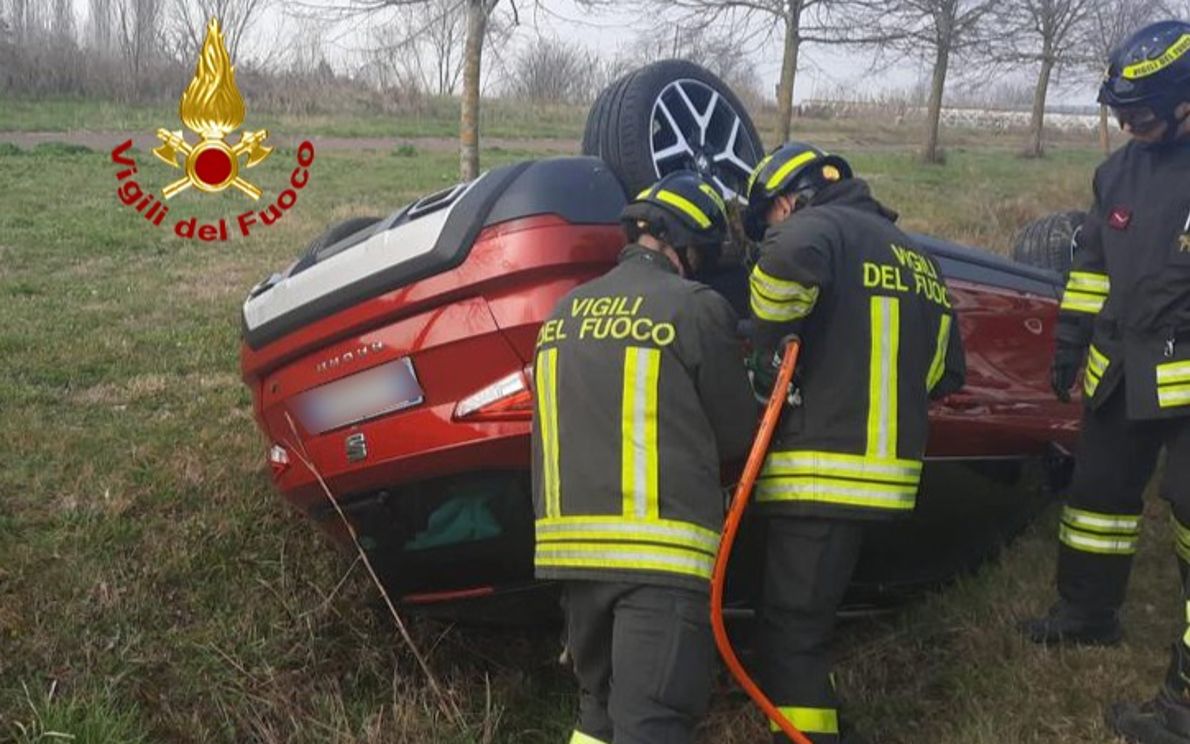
[{"x1": 711, "y1": 338, "x2": 812, "y2": 744}]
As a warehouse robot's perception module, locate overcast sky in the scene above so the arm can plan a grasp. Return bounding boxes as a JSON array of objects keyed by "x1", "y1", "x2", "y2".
[{"x1": 245, "y1": 0, "x2": 1103, "y2": 107}]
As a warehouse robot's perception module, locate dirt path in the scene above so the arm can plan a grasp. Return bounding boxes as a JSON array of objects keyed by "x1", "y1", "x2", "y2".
[{"x1": 0, "y1": 130, "x2": 582, "y2": 154}]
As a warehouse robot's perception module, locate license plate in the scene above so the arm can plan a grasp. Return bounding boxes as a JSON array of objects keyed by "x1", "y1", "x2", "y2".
[{"x1": 296, "y1": 358, "x2": 424, "y2": 434}]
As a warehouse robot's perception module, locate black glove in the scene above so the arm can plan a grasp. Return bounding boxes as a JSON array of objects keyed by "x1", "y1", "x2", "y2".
[{"x1": 1050, "y1": 343, "x2": 1085, "y2": 403}]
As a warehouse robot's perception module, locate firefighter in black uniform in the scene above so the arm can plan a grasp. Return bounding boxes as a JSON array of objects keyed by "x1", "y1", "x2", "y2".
[
  {"x1": 742, "y1": 143, "x2": 965, "y2": 744},
  {"x1": 1013, "y1": 20, "x2": 1190, "y2": 744},
  {"x1": 531, "y1": 170, "x2": 756, "y2": 744}
]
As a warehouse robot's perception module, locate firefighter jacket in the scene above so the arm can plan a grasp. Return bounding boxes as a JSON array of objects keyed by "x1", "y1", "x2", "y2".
[
  {"x1": 1057, "y1": 139, "x2": 1190, "y2": 420},
  {"x1": 748, "y1": 179, "x2": 966, "y2": 521},
  {"x1": 530, "y1": 244, "x2": 757, "y2": 591}
]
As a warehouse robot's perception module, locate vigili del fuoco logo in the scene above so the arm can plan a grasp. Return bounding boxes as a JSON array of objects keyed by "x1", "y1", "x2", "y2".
[{"x1": 110, "y1": 17, "x2": 315, "y2": 242}]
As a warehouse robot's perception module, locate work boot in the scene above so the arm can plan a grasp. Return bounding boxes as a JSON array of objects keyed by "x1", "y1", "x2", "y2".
[
  {"x1": 1107, "y1": 645, "x2": 1190, "y2": 743},
  {"x1": 1018, "y1": 599, "x2": 1123, "y2": 646}
]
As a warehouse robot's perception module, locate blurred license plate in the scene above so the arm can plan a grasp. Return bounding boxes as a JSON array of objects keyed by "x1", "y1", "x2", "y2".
[{"x1": 297, "y1": 358, "x2": 424, "y2": 434}]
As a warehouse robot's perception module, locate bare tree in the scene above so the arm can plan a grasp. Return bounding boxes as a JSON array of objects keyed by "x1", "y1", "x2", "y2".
[
  {"x1": 171, "y1": 0, "x2": 273, "y2": 62},
  {"x1": 333, "y1": 0, "x2": 505, "y2": 180},
  {"x1": 987, "y1": 0, "x2": 1094, "y2": 158},
  {"x1": 1081, "y1": 0, "x2": 1164, "y2": 153},
  {"x1": 508, "y1": 34, "x2": 598, "y2": 102},
  {"x1": 661, "y1": 0, "x2": 841, "y2": 142},
  {"x1": 88, "y1": 0, "x2": 114, "y2": 52},
  {"x1": 627, "y1": 22, "x2": 764, "y2": 104},
  {"x1": 3, "y1": 0, "x2": 41, "y2": 45},
  {"x1": 852, "y1": 0, "x2": 996, "y2": 163},
  {"x1": 114, "y1": 0, "x2": 164, "y2": 91}
]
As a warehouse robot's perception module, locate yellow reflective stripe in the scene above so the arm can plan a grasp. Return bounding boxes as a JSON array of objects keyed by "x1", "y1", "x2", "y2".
[
  {"x1": 926, "y1": 314, "x2": 952, "y2": 391},
  {"x1": 621, "y1": 348, "x2": 661, "y2": 520},
  {"x1": 1061, "y1": 505, "x2": 1140, "y2": 534},
  {"x1": 765, "y1": 150, "x2": 819, "y2": 190},
  {"x1": 1158, "y1": 361, "x2": 1190, "y2": 385},
  {"x1": 1159, "y1": 385, "x2": 1190, "y2": 408},
  {"x1": 569, "y1": 731, "x2": 609, "y2": 744},
  {"x1": 1173, "y1": 516, "x2": 1190, "y2": 564},
  {"x1": 535, "y1": 517, "x2": 720, "y2": 554},
  {"x1": 1088, "y1": 345, "x2": 1110, "y2": 376},
  {"x1": 1123, "y1": 33, "x2": 1190, "y2": 78},
  {"x1": 750, "y1": 292, "x2": 814, "y2": 322},
  {"x1": 1084, "y1": 344, "x2": 1107, "y2": 397},
  {"x1": 748, "y1": 154, "x2": 775, "y2": 195},
  {"x1": 1059, "y1": 524, "x2": 1138, "y2": 555},
  {"x1": 770, "y1": 706, "x2": 839, "y2": 735},
  {"x1": 762, "y1": 450, "x2": 922, "y2": 485},
  {"x1": 535, "y1": 348, "x2": 561, "y2": 518},
  {"x1": 867, "y1": 296, "x2": 900, "y2": 459},
  {"x1": 535, "y1": 543, "x2": 714, "y2": 580},
  {"x1": 654, "y1": 189, "x2": 711, "y2": 228},
  {"x1": 751, "y1": 265, "x2": 819, "y2": 303},
  {"x1": 1059, "y1": 291, "x2": 1107, "y2": 314},
  {"x1": 635, "y1": 186, "x2": 653, "y2": 200},
  {"x1": 698, "y1": 182, "x2": 727, "y2": 216},
  {"x1": 1066, "y1": 271, "x2": 1110, "y2": 295},
  {"x1": 1184, "y1": 599, "x2": 1190, "y2": 647},
  {"x1": 755, "y1": 477, "x2": 917, "y2": 510}
]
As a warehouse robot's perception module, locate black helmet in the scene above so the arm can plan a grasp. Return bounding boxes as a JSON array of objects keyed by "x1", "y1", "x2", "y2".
[
  {"x1": 743, "y1": 142, "x2": 852, "y2": 241},
  {"x1": 620, "y1": 170, "x2": 729, "y2": 271},
  {"x1": 1098, "y1": 20, "x2": 1190, "y2": 140}
]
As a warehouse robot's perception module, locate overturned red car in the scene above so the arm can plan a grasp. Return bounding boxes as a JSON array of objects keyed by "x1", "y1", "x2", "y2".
[{"x1": 239, "y1": 61, "x2": 1082, "y2": 620}]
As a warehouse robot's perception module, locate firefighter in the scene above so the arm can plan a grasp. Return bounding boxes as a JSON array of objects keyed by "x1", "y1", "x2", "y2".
[
  {"x1": 531, "y1": 170, "x2": 756, "y2": 744},
  {"x1": 1012, "y1": 19, "x2": 1190, "y2": 744},
  {"x1": 742, "y1": 143, "x2": 965, "y2": 744}
]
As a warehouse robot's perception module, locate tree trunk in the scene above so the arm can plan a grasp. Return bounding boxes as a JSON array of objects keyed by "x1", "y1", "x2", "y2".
[
  {"x1": 775, "y1": 0, "x2": 803, "y2": 142},
  {"x1": 1024, "y1": 55, "x2": 1054, "y2": 158},
  {"x1": 922, "y1": 41, "x2": 950, "y2": 164},
  {"x1": 1098, "y1": 104, "x2": 1111, "y2": 157},
  {"x1": 459, "y1": 0, "x2": 487, "y2": 180}
]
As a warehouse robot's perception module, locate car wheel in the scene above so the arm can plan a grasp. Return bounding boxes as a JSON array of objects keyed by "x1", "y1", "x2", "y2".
[
  {"x1": 1012, "y1": 210, "x2": 1086, "y2": 275},
  {"x1": 581, "y1": 59, "x2": 765, "y2": 202}
]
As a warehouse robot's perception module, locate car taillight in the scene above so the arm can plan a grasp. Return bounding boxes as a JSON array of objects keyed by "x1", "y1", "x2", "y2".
[
  {"x1": 454, "y1": 366, "x2": 534, "y2": 421},
  {"x1": 268, "y1": 444, "x2": 290, "y2": 478}
]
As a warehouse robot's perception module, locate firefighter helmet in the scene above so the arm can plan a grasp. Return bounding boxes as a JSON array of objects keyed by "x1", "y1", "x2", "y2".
[
  {"x1": 743, "y1": 142, "x2": 852, "y2": 241},
  {"x1": 1099, "y1": 20, "x2": 1190, "y2": 140},
  {"x1": 621, "y1": 170, "x2": 729, "y2": 271}
]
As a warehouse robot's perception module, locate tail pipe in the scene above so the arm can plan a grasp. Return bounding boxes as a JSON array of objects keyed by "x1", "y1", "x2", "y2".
[{"x1": 710, "y1": 338, "x2": 812, "y2": 744}]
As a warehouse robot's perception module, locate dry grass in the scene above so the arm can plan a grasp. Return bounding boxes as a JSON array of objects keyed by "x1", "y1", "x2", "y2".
[{"x1": 0, "y1": 131, "x2": 1166, "y2": 744}]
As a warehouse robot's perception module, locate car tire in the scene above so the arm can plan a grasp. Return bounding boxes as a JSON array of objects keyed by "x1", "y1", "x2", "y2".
[
  {"x1": 1012, "y1": 211, "x2": 1086, "y2": 275},
  {"x1": 292, "y1": 216, "x2": 382, "y2": 274},
  {"x1": 581, "y1": 59, "x2": 765, "y2": 202}
]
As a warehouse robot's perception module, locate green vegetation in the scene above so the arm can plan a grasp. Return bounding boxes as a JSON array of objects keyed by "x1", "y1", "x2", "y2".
[
  {"x1": 0, "y1": 141, "x2": 1169, "y2": 743},
  {"x1": 0, "y1": 96, "x2": 589, "y2": 140}
]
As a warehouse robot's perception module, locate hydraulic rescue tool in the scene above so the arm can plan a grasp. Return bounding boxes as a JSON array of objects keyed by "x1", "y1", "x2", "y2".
[{"x1": 711, "y1": 337, "x2": 812, "y2": 744}]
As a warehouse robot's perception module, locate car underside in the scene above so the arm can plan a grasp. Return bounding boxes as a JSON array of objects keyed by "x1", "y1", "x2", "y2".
[{"x1": 238, "y1": 61, "x2": 1083, "y2": 623}]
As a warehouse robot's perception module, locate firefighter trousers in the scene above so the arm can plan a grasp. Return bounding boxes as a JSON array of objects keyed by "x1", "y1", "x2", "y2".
[
  {"x1": 563, "y1": 581, "x2": 715, "y2": 744},
  {"x1": 755, "y1": 516, "x2": 865, "y2": 744},
  {"x1": 1058, "y1": 388, "x2": 1190, "y2": 614}
]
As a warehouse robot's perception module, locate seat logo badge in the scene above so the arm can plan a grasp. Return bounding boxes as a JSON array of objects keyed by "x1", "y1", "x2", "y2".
[{"x1": 345, "y1": 433, "x2": 368, "y2": 462}]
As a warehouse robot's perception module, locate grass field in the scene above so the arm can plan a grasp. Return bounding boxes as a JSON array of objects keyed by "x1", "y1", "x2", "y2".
[
  {"x1": 0, "y1": 136, "x2": 1179, "y2": 744},
  {"x1": 0, "y1": 96, "x2": 589, "y2": 140}
]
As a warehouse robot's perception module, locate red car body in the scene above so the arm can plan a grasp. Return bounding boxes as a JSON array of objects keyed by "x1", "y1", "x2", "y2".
[{"x1": 240, "y1": 157, "x2": 1080, "y2": 617}]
